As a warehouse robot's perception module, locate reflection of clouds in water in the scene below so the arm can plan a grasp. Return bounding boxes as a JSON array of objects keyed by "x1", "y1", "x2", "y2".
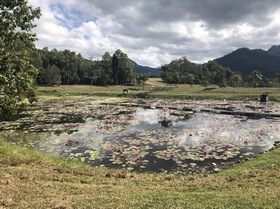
[
  {"x1": 134, "y1": 109, "x2": 160, "y2": 124},
  {"x1": 42, "y1": 120, "x2": 105, "y2": 151},
  {"x1": 42, "y1": 109, "x2": 280, "y2": 155},
  {"x1": 178, "y1": 134, "x2": 188, "y2": 145},
  {"x1": 176, "y1": 113, "x2": 280, "y2": 147},
  {"x1": 179, "y1": 133, "x2": 201, "y2": 146},
  {"x1": 218, "y1": 131, "x2": 232, "y2": 138}
]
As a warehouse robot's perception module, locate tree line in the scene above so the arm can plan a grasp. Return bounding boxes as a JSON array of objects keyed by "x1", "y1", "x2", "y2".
[
  {"x1": 34, "y1": 48, "x2": 151, "y2": 88},
  {"x1": 35, "y1": 48, "x2": 279, "y2": 88},
  {"x1": 35, "y1": 48, "x2": 134, "y2": 86},
  {"x1": 160, "y1": 56, "x2": 279, "y2": 88}
]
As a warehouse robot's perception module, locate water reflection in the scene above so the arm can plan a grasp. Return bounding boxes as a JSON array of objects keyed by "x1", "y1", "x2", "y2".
[{"x1": 20, "y1": 109, "x2": 280, "y2": 173}]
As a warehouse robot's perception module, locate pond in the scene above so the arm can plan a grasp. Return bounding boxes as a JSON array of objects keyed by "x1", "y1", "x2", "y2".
[{"x1": 4, "y1": 104, "x2": 279, "y2": 174}]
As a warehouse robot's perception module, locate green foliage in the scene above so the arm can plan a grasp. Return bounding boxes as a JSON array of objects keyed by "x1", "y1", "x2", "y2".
[
  {"x1": 41, "y1": 64, "x2": 62, "y2": 86},
  {"x1": 204, "y1": 61, "x2": 242, "y2": 87},
  {"x1": 99, "y1": 52, "x2": 114, "y2": 85},
  {"x1": 248, "y1": 70, "x2": 263, "y2": 88},
  {"x1": 60, "y1": 50, "x2": 82, "y2": 85},
  {"x1": 35, "y1": 49, "x2": 138, "y2": 86},
  {"x1": 161, "y1": 57, "x2": 198, "y2": 84},
  {"x1": 0, "y1": 0, "x2": 41, "y2": 120},
  {"x1": 161, "y1": 58, "x2": 243, "y2": 87},
  {"x1": 136, "y1": 73, "x2": 150, "y2": 89},
  {"x1": 112, "y1": 49, "x2": 135, "y2": 85},
  {"x1": 90, "y1": 52, "x2": 114, "y2": 85}
]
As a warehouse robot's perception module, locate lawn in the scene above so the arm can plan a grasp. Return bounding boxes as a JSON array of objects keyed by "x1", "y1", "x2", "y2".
[{"x1": 37, "y1": 78, "x2": 280, "y2": 101}]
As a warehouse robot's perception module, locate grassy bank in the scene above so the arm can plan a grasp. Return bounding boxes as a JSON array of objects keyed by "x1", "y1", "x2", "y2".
[
  {"x1": 36, "y1": 78, "x2": 280, "y2": 101},
  {"x1": 1, "y1": 138, "x2": 280, "y2": 208}
]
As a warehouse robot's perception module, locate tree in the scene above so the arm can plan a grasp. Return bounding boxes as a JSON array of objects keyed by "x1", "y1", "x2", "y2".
[
  {"x1": 249, "y1": 70, "x2": 263, "y2": 88},
  {"x1": 78, "y1": 59, "x2": 96, "y2": 84},
  {"x1": 160, "y1": 57, "x2": 198, "y2": 85},
  {"x1": 42, "y1": 64, "x2": 61, "y2": 86},
  {"x1": 202, "y1": 61, "x2": 243, "y2": 88},
  {"x1": 112, "y1": 53, "x2": 120, "y2": 85},
  {"x1": 0, "y1": 0, "x2": 41, "y2": 120},
  {"x1": 228, "y1": 73, "x2": 243, "y2": 87},
  {"x1": 112, "y1": 49, "x2": 135, "y2": 85},
  {"x1": 136, "y1": 73, "x2": 150, "y2": 90},
  {"x1": 99, "y1": 52, "x2": 114, "y2": 85},
  {"x1": 59, "y1": 50, "x2": 81, "y2": 85},
  {"x1": 184, "y1": 74, "x2": 195, "y2": 85},
  {"x1": 204, "y1": 61, "x2": 227, "y2": 87}
]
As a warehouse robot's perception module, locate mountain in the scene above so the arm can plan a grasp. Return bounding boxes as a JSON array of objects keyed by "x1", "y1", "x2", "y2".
[
  {"x1": 215, "y1": 46, "x2": 280, "y2": 78},
  {"x1": 267, "y1": 45, "x2": 280, "y2": 56},
  {"x1": 131, "y1": 60, "x2": 161, "y2": 76}
]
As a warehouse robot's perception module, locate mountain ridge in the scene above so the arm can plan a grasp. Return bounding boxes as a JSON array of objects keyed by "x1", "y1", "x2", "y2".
[
  {"x1": 131, "y1": 60, "x2": 161, "y2": 75},
  {"x1": 215, "y1": 45, "x2": 280, "y2": 78},
  {"x1": 133, "y1": 45, "x2": 280, "y2": 78}
]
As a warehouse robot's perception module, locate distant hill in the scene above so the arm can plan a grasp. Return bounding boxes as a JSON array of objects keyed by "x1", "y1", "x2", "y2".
[
  {"x1": 215, "y1": 46, "x2": 280, "y2": 78},
  {"x1": 131, "y1": 60, "x2": 161, "y2": 76},
  {"x1": 267, "y1": 45, "x2": 280, "y2": 56}
]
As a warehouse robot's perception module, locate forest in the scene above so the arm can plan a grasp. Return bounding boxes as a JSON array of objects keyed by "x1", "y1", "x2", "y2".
[{"x1": 34, "y1": 47, "x2": 280, "y2": 88}]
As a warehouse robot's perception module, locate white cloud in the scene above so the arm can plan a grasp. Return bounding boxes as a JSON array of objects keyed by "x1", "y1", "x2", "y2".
[{"x1": 29, "y1": 0, "x2": 280, "y2": 67}]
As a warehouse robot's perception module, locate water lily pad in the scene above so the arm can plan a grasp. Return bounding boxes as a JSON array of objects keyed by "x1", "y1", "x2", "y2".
[
  {"x1": 243, "y1": 152, "x2": 255, "y2": 156},
  {"x1": 190, "y1": 163, "x2": 197, "y2": 167}
]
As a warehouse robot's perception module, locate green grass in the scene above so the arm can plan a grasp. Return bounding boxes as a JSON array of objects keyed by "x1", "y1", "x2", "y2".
[
  {"x1": 1, "y1": 138, "x2": 280, "y2": 208},
  {"x1": 36, "y1": 78, "x2": 280, "y2": 101}
]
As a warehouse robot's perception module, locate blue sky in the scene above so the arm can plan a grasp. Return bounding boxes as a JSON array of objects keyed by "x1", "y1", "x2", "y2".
[{"x1": 29, "y1": 0, "x2": 280, "y2": 67}]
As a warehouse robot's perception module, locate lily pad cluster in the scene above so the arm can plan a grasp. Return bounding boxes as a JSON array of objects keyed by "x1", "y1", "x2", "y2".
[{"x1": 1, "y1": 97, "x2": 280, "y2": 174}]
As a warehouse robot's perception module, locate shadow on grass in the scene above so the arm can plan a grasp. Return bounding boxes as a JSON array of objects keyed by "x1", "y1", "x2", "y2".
[{"x1": 202, "y1": 87, "x2": 217, "y2": 91}]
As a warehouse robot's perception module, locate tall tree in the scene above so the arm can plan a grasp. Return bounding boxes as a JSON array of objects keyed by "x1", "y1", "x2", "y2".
[
  {"x1": 160, "y1": 57, "x2": 198, "y2": 85},
  {"x1": 0, "y1": 0, "x2": 41, "y2": 120},
  {"x1": 136, "y1": 73, "x2": 150, "y2": 90},
  {"x1": 99, "y1": 52, "x2": 114, "y2": 85},
  {"x1": 42, "y1": 64, "x2": 61, "y2": 86},
  {"x1": 60, "y1": 50, "x2": 81, "y2": 85},
  {"x1": 78, "y1": 59, "x2": 95, "y2": 84},
  {"x1": 112, "y1": 49, "x2": 135, "y2": 85},
  {"x1": 228, "y1": 73, "x2": 243, "y2": 87},
  {"x1": 249, "y1": 70, "x2": 263, "y2": 88}
]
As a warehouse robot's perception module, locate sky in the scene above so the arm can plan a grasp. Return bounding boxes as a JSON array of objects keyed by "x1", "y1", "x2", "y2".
[{"x1": 28, "y1": 0, "x2": 280, "y2": 67}]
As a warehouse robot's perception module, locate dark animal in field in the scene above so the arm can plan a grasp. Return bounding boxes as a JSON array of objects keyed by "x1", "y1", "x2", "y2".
[{"x1": 123, "y1": 89, "x2": 128, "y2": 94}]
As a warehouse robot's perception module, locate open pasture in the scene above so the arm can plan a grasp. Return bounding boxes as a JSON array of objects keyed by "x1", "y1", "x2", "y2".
[{"x1": 37, "y1": 78, "x2": 280, "y2": 101}]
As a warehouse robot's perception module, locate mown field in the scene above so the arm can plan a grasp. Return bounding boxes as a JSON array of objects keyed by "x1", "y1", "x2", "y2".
[
  {"x1": 1, "y1": 79, "x2": 280, "y2": 208},
  {"x1": 37, "y1": 78, "x2": 280, "y2": 101}
]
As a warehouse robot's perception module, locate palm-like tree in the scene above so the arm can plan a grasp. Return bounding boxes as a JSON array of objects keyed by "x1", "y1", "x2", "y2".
[{"x1": 249, "y1": 70, "x2": 263, "y2": 88}]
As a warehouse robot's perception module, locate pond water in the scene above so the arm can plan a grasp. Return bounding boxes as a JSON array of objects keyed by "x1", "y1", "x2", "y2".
[{"x1": 15, "y1": 107, "x2": 280, "y2": 174}]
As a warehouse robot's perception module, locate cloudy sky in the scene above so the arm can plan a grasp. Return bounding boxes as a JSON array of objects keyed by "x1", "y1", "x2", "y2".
[{"x1": 28, "y1": 0, "x2": 280, "y2": 67}]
